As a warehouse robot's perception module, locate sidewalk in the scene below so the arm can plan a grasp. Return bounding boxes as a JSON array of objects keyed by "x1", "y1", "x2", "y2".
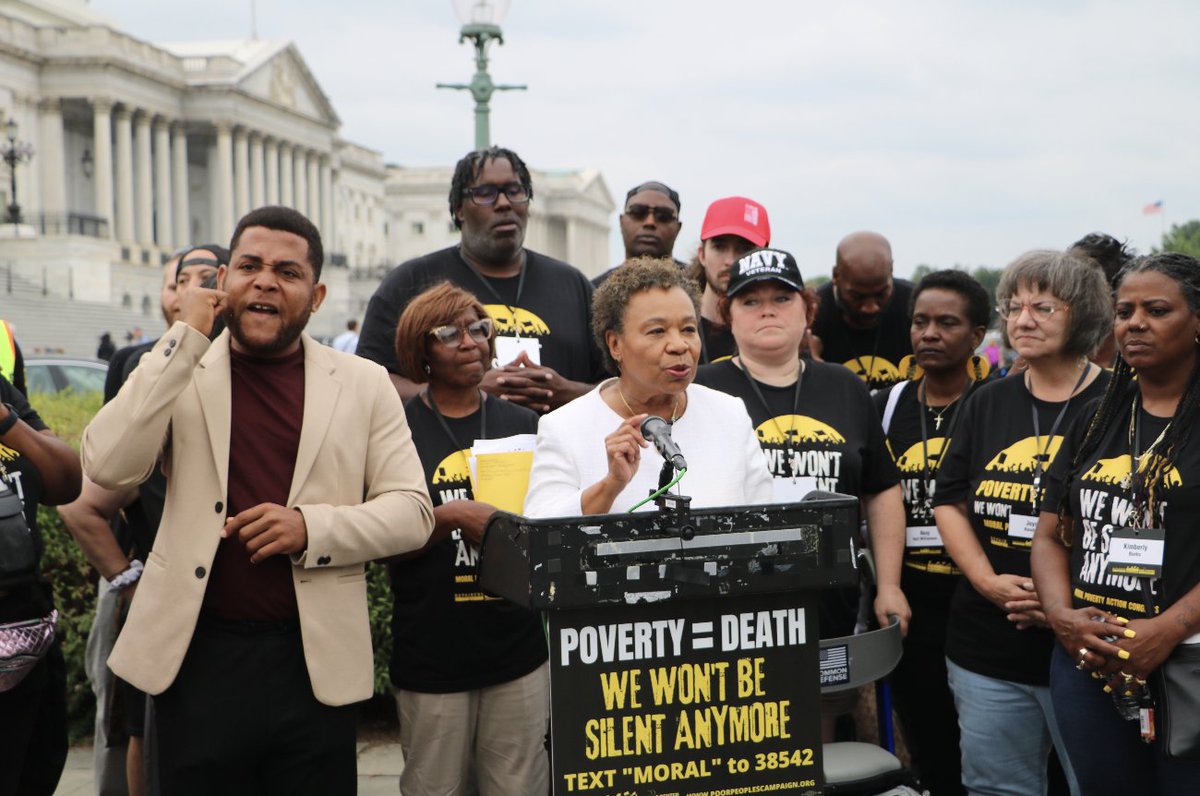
[{"x1": 54, "y1": 735, "x2": 405, "y2": 795}]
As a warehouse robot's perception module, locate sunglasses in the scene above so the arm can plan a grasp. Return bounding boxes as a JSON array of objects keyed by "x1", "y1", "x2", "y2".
[
  {"x1": 625, "y1": 204, "x2": 678, "y2": 224},
  {"x1": 428, "y1": 318, "x2": 494, "y2": 346},
  {"x1": 464, "y1": 182, "x2": 530, "y2": 206}
]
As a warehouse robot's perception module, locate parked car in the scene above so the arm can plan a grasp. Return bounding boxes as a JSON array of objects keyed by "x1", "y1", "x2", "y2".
[{"x1": 25, "y1": 356, "x2": 109, "y2": 395}]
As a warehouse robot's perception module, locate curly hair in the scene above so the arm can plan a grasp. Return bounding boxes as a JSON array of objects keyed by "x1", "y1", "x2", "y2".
[
  {"x1": 1068, "y1": 232, "x2": 1136, "y2": 289},
  {"x1": 1064, "y1": 252, "x2": 1200, "y2": 534},
  {"x1": 448, "y1": 147, "x2": 534, "y2": 230},
  {"x1": 394, "y1": 282, "x2": 495, "y2": 384},
  {"x1": 911, "y1": 269, "x2": 992, "y2": 329},
  {"x1": 592, "y1": 257, "x2": 701, "y2": 375},
  {"x1": 996, "y1": 249, "x2": 1113, "y2": 357}
]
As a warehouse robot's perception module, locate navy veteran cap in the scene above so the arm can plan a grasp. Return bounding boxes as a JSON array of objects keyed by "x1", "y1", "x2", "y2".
[{"x1": 726, "y1": 248, "x2": 804, "y2": 298}]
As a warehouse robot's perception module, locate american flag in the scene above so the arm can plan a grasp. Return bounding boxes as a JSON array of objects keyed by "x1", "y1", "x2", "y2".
[{"x1": 1143, "y1": 200, "x2": 1164, "y2": 215}]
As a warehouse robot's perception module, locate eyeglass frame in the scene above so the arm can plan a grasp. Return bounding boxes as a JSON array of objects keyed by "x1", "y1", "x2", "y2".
[
  {"x1": 463, "y1": 182, "x2": 532, "y2": 207},
  {"x1": 624, "y1": 204, "x2": 679, "y2": 224},
  {"x1": 427, "y1": 317, "x2": 495, "y2": 347},
  {"x1": 996, "y1": 300, "x2": 1068, "y2": 321}
]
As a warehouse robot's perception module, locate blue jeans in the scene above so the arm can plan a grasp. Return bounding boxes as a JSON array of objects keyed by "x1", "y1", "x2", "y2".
[
  {"x1": 946, "y1": 658, "x2": 1079, "y2": 796},
  {"x1": 1049, "y1": 644, "x2": 1200, "y2": 796}
]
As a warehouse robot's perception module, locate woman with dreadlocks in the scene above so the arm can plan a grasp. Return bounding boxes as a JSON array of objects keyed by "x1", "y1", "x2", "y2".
[{"x1": 1032, "y1": 252, "x2": 1200, "y2": 793}]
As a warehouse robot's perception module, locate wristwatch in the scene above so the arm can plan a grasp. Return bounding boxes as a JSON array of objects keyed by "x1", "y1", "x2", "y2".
[{"x1": 0, "y1": 403, "x2": 19, "y2": 436}]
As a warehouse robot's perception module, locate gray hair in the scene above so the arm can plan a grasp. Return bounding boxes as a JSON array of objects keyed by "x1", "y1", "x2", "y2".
[{"x1": 996, "y1": 249, "x2": 1113, "y2": 357}]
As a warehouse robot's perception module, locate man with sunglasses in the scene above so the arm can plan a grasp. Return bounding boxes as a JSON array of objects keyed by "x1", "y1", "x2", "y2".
[
  {"x1": 591, "y1": 181, "x2": 684, "y2": 288},
  {"x1": 811, "y1": 231, "x2": 914, "y2": 391},
  {"x1": 358, "y1": 146, "x2": 605, "y2": 413}
]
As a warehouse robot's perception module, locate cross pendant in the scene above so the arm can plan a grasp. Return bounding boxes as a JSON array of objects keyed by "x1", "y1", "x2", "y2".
[{"x1": 934, "y1": 414, "x2": 944, "y2": 431}]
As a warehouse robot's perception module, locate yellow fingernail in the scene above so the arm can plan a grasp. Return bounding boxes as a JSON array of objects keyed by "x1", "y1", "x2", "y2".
[
  {"x1": 1115, "y1": 616, "x2": 1130, "y2": 624},
  {"x1": 1124, "y1": 629, "x2": 1137, "y2": 639},
  {"x1": 1118, "y1": 650, "x2": 1131, "y2": 660},
  {"x1": 1124, "y1": 689, "x2": 1135, "y2": 697},
  {"x1": 1103, "y1": 685, "x2": 1113, "y2": 693}
]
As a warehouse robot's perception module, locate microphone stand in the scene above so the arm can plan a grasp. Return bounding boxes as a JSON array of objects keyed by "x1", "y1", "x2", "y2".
[{"x1": 651, "y1": 460, "x2": 694, "y2": 539}]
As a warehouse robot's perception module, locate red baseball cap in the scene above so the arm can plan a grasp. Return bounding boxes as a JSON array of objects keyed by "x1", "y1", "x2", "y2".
[{"x1": 700, "y1": 196, "x2": 770, "y2": 247}]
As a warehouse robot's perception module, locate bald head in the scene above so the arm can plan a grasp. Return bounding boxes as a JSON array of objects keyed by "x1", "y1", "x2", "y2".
[{"x1": 833, "y1": 231, "x2": 895, "y2": 329}]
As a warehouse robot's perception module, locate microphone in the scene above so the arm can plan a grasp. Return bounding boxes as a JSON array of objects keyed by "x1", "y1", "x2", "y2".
[{"x1": 640, "y1": 415, "x2": 687, "y2": 471}]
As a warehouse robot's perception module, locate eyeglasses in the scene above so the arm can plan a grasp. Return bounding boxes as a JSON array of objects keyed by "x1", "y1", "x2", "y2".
[
  {"x1": 996, "y1": 301, "x2": 1067, "y2": 321},
  {"x1": 464, "y1": 182, "x2": 530, "y2": 206},
  {"x1": 428, "y1": 318, "x2": 494, "y2": 346},
  {"x1": 625, "y1": 204, "x2": 679, "y2": 224}
]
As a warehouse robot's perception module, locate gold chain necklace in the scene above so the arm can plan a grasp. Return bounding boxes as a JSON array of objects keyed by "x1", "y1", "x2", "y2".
[{"x1": 616, "y1": 382, "x2": 682, "y2": 421}]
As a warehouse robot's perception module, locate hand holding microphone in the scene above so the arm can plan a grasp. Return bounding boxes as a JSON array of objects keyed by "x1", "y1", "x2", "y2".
[{"x1": 640, "y1": 415, "x2": 687, "y2": 471}]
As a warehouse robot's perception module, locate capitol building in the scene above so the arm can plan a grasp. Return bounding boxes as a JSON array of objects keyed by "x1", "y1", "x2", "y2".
[{"x1": 0, "y1": 0, "x2": 613, "y2": 352}]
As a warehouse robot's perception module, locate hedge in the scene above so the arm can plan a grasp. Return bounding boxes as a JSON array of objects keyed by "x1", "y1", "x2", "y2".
[{"x1": 32, "y1": 390, "x2": 396, "y2": 742}]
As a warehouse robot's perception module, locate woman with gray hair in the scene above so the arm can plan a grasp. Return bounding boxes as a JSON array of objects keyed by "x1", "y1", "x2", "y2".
[
  {"x1": 524, "y1": 257, "x2": 772, "y2": 517},
  {"x1": 932, "y1": 249, "x2": 1113, "y2": 796}
]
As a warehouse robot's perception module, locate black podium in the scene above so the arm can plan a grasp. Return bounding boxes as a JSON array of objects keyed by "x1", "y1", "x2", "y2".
[{"x1": 479, "y1": 493, "x2": 860, "y2": 796}]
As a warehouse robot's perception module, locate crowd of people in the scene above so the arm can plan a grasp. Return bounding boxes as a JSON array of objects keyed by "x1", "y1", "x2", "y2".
[{"x1": 0, "y1": 143, "x2": 1198, "y2": 796}]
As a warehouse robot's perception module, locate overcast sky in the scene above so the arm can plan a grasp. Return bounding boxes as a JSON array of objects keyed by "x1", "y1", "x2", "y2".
[{"x1": 92, "y1": 0, "x2": 1200, "y2": 278}]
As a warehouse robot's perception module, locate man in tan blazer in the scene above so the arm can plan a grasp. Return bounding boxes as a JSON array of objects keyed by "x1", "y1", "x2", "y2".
[{"x1": 81, "y1": 206, "x2": 434, "y2": 795}]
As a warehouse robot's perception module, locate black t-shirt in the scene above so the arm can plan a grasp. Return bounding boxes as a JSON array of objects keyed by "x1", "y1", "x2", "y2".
[
  {"x1": 812, "y1": 279, "x2": 914, "y2": 391},
  {"x1": 933, "y1": 368, "x2": 1110, "y2": 684},
  {"x1": 1043, "y1": 384, "x2": 1200, "y2": 620},
  {"x1": 357, "y1": 246, "x2": 606, "y2": 384},
  {"x1": 389, "y1": 394, "x2": 547, "y2": 692},
  {"x1": 699, "y1": 317, "x2": 736, "y2": 364},
  {"x1": 695, "y1": 359, "x2": 899, "y2": 636},
  {"x1": 0, "y1": 376, "x2": 51, "y2": 622}
]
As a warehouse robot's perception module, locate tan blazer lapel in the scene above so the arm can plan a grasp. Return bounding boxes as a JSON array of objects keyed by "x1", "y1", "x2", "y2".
[
  {"x1": 289, "y1": 334, "x2": 341, "y2": 504},
  {"x1": 194, "y1": 331, "x2": 232, "y2": 489}
]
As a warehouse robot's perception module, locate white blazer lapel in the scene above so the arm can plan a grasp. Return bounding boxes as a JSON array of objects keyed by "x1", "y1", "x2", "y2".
[
  {"x1": 193, "y1": 332, "x2": 232, "y2": 490},
  {"x1": 288, "y1": 334, "x2": 340, "y2": 505}
]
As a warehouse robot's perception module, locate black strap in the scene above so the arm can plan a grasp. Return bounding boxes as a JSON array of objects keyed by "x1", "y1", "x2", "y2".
[
  {"x1": 457, "y1": 249, "x2": 528, "y2": 337},
  {"x1": 738, "y1": 359, "x2": 803, "y2": 477},
  {"x1": 916, "y1": 378, "x2": 970, "y2": 508},
  {"x1": 426, "y1": 390, "x2": 487, "y2": 454},
  {"x1": 1029, "y1": 364, "x2": 1091, "y2": 513}
]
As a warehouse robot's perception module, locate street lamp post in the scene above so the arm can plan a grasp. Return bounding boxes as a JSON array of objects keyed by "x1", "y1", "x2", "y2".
[
  {"x1": 437, "y1": 0, "x2": 527, "y2": 151},
  {"x1": 2, "y1": 117, "x2": 35, "y2": 226}
]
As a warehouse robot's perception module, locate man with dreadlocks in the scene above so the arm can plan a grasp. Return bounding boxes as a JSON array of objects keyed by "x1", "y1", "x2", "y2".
[
  {"x1": 1033, "y1": 251, "x2": 1200, "y2": 793},
  {"x1": 357, "y1": 146, "x2": 605, "y2": 412}
]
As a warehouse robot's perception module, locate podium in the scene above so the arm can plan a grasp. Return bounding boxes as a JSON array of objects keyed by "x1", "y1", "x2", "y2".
[{"x1": 479, "y1": 492, "x2": 860, "y2": 795}]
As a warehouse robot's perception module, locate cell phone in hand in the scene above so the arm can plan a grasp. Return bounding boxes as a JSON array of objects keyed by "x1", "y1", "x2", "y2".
[{"x1": 201, "y1": 272, "x2": 218, "y2": 290}]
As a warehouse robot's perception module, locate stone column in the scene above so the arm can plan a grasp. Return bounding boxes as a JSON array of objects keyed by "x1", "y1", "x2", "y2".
[
  {"x1": 215, "y1": 122, "x2": 235, "y2": 244},
  {"x1": 293, "y1": 147, "x2": 307, "y2": 214},
  {"x1": 153, "y1": 117, "x2": 172, "y2": 251},
  {"x1": 319, "y1": 157, "x2": 332, "y2": 241},
  {"x1": 134, "y1": 112, "x2": 154, "y2": 249},
  {"x1": 279, "y1": 143, "x2": 294, "y2": 207},
  {"x1": 38, "y1": 97, "x2": 66, "y2": 221},
  {"x1": 306, "y1": 152, "x2": 320, "y2": 222},
  {"x1": 91, "y1": 99, "x2": 115, "y2": 238},
  {"x1": 233, "y1": 127, "x2": 250, "y2": 220},
  {"x1": 264, "y1": 138, "x2": 279, "y2": 205},
  {"x1": 249, "y1": 132, "x2": 265, "y2": 210},
  {"x1": 171, "y1": 122, "x2": 190, "y2": 248},
  {"x1": 113, "y1": 107, "x2": 135, "y2": 243}
]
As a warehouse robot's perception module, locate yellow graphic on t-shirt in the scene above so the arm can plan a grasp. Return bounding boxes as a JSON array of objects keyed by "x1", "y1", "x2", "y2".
[
  {"x1": 755, "y1": 415, "x2": 845, "y2": 489},
  {"x1": 842, "y1": 355, "x2": 900, "y2": 384},
  {"x1": 894, "y1": 437, "x2": 948, "y2": 474},
  {"x1": 432, "y1": 450, "x2": 472, "y2": 486},
  {"x1": 431, "y1": 448, "x2": 498, "y2": 602},
  {"x1": 483, "y1": 304, "x2": 550, "y2": 337},
  {"x1": 0, "y1": 443, "x2": 17, "y2": 462},
  {"x1": 984, "y1": 436, "x2": 1064, "y2": 474},
  {"x1": 1080, "y1": 454, "x2": 1182, "y2": 488},
  {"x1": 755, "y1": 414, "x2": 846, "y2": 446}
]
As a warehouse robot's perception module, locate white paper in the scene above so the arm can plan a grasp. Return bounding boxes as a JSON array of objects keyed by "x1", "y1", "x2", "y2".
[
  {"x1": 469, "y1": 433, "x2": 538, "y2": 485},
  {"x1": 494, "y1": 335, "x2": 541, "y2": 367},
  {"x1": 1008, "y1": 513, "x2": 1038, "y2": 539},
  {"x1": 906, "y1": 525, "x2": 944, "y2": 548}
]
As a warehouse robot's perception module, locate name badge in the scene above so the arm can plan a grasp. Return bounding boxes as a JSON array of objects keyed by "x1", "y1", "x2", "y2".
[
  {"x1": 772, "y1": 476, "x2": 818, "y2": 503},
  {"x1": 906, "y1": 524, "x2": 944, "y2": 548},
  {"x1": 494, "y1": 335, "x2": 541, "y2": 367},
  {"x1": 1008, "y1": 513, "x2": 1039, "y2": 540},
  {"x1": 1105, "y1": 526, "x2": 1165, "y2": 579}
]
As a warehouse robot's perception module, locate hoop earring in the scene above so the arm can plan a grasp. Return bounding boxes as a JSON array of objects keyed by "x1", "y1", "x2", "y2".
[
  {"x1": 898, "y1": 355, "x2": 922, "y2": 382},
  {"x1": 968, "y1": 354, "x2": 991, "y2": 381}
]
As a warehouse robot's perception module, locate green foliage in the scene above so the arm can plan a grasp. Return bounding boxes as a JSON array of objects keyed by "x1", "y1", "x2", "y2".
[
  {"x1": 1156, "y1": 220, "x2": 1200, "y2": 259},
  {"x1": 807, "y1": 274, "x2": 830, "y2": 288},
  {"x1": 27, "y1": 389, "x2": 402, "y2": 742},
  {"x1": 29, "y1": 389, "x2": 103, "y2": 743}
]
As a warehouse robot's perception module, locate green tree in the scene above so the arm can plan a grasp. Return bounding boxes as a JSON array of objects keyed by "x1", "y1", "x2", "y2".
[
  {"x1": 1156, "y1": 220, "x2": 1200, "y2": 259},
  {"x1": 970, "y1": 266, "x2": 1003, "y2": 311},
  {"x1": 910, "y1": 264, "x2": 934, "y2": 282},
  {"x1": 808, "y1": 274, "x2": 830, "y2": 288}
]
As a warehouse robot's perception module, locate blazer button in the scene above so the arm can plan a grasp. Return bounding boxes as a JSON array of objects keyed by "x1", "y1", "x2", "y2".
[
  {"x1": 168, "y1": 339, "x2": 177, "y2": 348},
  {"x1": 214, "y1": 501, "x2": 223, "y2": 514},
  {"x1": 317, "y1": 556, "x2": 331, "y2": 566},
  {"x1": 163, "y1": 349, "x2": 171, "y2": 357},
  {"x1": 195, "y1": 566, "x2": 206, "y2": 579}
]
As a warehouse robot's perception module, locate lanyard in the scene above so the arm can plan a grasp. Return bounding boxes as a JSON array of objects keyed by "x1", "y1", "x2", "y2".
[
  {"x1": 852, "y1": 324, "x2": 886, "y2": 389},
  {"x1": 916, "y1": 379, "x2": 968, "y2": 508},
  {"x1": 739, "y1": 359, "x2": 804, "y2": 481},
  {"x1": 457, "y1": 248, "x2": 528, "y2": 338},
  {"x1": 1128, "y1": 394, "x2": 1171, "y2": 528},
  {"x1": 426, "y1": 390, "x2": 487, "y2": 458},
  {"x1": 1029, "y1": 364, "x2": 1090, "y2": 513}
]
